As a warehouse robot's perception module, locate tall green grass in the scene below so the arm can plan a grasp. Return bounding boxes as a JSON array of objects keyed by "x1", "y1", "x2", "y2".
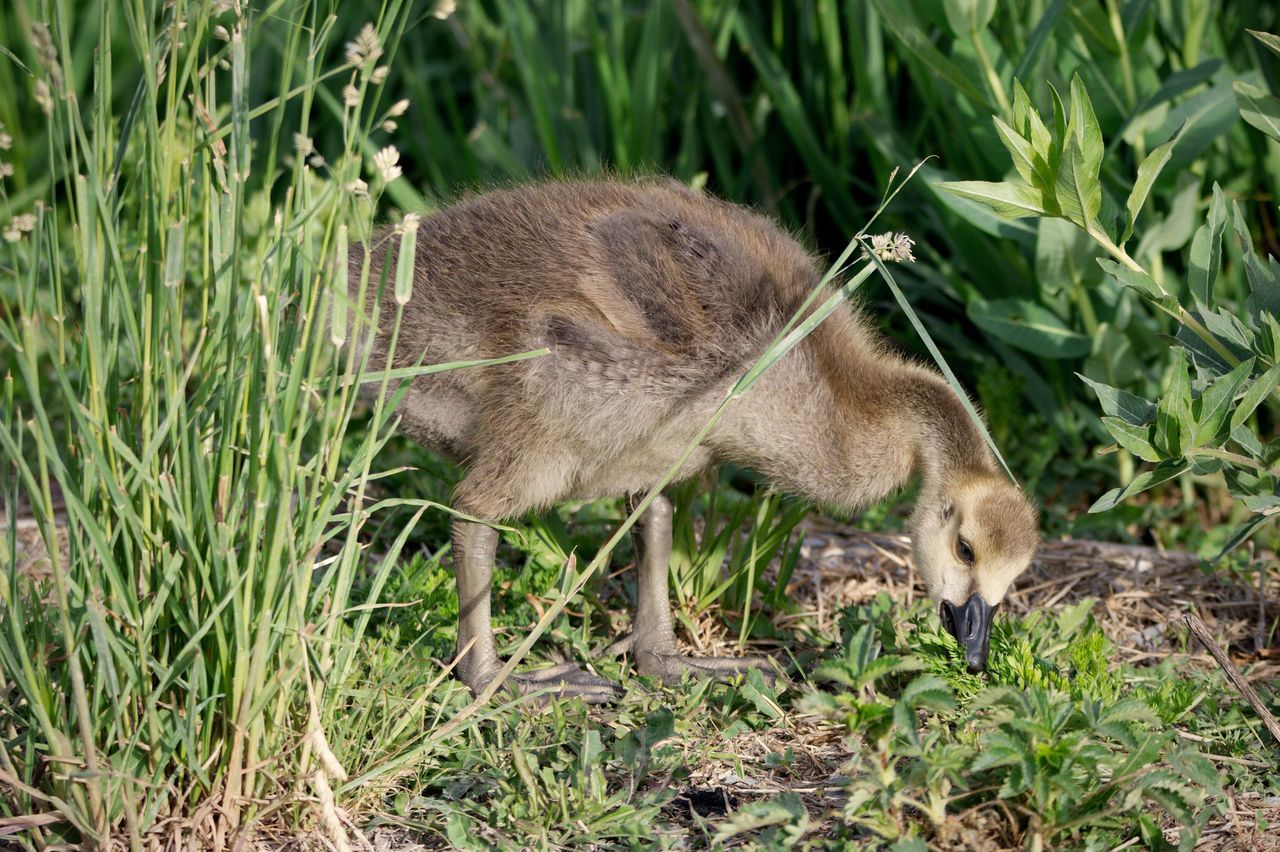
[{"x1": 0, "y1": 1, "x2": 450, "y2": 845}]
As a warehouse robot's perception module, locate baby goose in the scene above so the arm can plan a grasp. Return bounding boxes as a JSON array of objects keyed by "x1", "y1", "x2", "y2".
[{"x1": 350, "y1": 177, "x2": 1039, "y2": 700}]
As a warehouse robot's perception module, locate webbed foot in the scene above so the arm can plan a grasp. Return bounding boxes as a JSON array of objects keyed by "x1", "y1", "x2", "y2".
[
  {"x1": 609, "y1": 633, "x2": 778, "y2": 685},
  {"x1": 636, "y1": 648, "x2": 777, "y2": 685},
  {"x1": 476, "y1": 661, "x2": 622, "y2": 704}
]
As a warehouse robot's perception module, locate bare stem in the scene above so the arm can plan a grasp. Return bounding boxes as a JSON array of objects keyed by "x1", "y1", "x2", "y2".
[
  {"x1": 1187, "y1": 447, "x2": 1280, "y2": 477},
  {"x1": 971, "y1": 28, "x2": 1010, "y2": 116},
  {"x1": 1088, "y1": 226, "x2": 1241, "y2": 369}
]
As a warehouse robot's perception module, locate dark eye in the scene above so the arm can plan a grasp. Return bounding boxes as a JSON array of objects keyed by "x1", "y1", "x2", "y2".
[{"x1": 956, "y1": 537, "x2": 975, "y2": 566}]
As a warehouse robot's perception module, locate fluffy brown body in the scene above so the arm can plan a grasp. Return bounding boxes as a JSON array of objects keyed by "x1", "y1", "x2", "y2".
[{"x1": 351, "y1": 177, "x2": 1039, "y2": 698}]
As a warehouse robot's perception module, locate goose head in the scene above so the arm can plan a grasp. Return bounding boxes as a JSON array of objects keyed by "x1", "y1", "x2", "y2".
[{"x1": 910, "y1": 470, "x2": 1039, "y2": 673}]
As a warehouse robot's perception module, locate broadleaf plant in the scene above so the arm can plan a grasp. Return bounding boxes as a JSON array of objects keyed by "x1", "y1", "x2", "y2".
[
  {"x1": 941, "y1": 43, "x2": 1280, "y2": 559},
  {"x1": 800, "y1": 596, "x2": 1218, "y2": 848}
]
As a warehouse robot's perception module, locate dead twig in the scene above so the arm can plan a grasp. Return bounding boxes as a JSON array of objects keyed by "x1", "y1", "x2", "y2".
[
  {"x1": 1257, "y1": 552, "x2": 1270, "y2": 654},
  {"x1": 1183, "y1": 612, "x2": 1280, "y2": 746}
]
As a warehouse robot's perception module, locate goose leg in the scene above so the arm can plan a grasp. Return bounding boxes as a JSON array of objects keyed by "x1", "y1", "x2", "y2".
[
  {"x1": 452, "y1": 518, "x2": 620, "y2": 703},
  {"x1": 610, "y1": 494, "x2": 775, "y2": 684}
]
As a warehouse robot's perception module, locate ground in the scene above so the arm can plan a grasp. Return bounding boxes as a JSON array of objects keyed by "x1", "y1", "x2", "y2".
[{"x1": 7, "y1": 501, "x2": 1279, "y2": 849}]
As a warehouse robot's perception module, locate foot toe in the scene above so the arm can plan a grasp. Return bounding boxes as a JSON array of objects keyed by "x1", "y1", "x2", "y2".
[
  {"x1": 636, "y1": 650, "x2": 778, "y2": 685},
  {"x1": 604, "y1": 633, "x2": 637, "y2": 656},
  {"x1": 512, "y1": 664, "x2": 622, "y2": 704}
]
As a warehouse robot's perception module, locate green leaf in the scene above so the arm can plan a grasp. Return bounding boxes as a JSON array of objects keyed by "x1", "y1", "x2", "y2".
[
  {"x1": 1123, "y1": 130, "x2": 1179, "y2": 242},
  {"x1": 943, "y1": 0, "x2": 997, "y2": 36},
  {"x1": 1244, "y1": 254, "x2": 1280, "y2": 323},
  {"x1": 1143, "y1": 777, "x2": 1200, "y2": 827},
  {"x1": 1089, "y1": 460, "x2": 1189, "y2": 512},
  {"x1": 993, "y1": 115, "x2": 1048, "y2": 190},
  {"x1": 899, "y1": 675, "x2": 957, "y2": 711},
  {"x1": 1231, "y1": 423, "x2": 1265, "y2": 458},
  {"x1": 1125, "y1": 60, "x2": 1222, "y2": 131},
  {"x1": 870, "y1": 0, "x2": 993, "y2": 109},
  {"x1": 1193, "y1": 357, "x2": 1253, "y2": 447},
  {"x1": 1011, "y1": 79, "x2": 1033, "y2": 136},
  {"x1": 1234, "y1": 80, "x2": 1280, "y2": 142},
  {"x1": 1026, "y1": 98, "x2": 1055, "y2": 165},
  {"x1": 1014, "y1": 0, "x2": 1068, "y2": 80},
  {"x1": 937, "y1": 179, "x2": 1050, "y2": 220},
  {"x1": 1243, "y1": 494, "x2": 1280, "y2": 513},
  {"x1": 1200, "y1": 307, "x2": 1255, "y2": 357},
  {"x1": 1155, "y1": 350, "x2": 1192, "y2": 457},
  {"x1": 1247, "y1": 29, "x2": 1280, "y2": 58},
  {"x1": 1077, "y1": 373, "x2": 1157, "y2": 425},
  {"x1": 1098, "y1": 697, "x2": 1160, "y2": 726},
  {"x1": 1049, "y1": 81, "x2": 1068, "y2": 172},
  {"x1": 713, "y1": 792, "x2": 809, "y2": 845},
  {"x1": 1157, "y1": 78, "x2": 1240, "y2": 173},
  {"x1": 1097, "y1": 258, "x2": 1171, "y2": 308},
  {"x1": 1231, "y1": 361, "x2": 1280, "y2": 432},
  {"x1": 1037, "y1": 217, "x2": 1097, "y2": 292},
  {"x1": 1055, "y1": 140, "x2": 1101, "y2": 229},
  {"x1": 1187, "y1": 183, "x2": 1228, "y2": 307},
  {"x1": 968, "y1": 297, "x2": 1091, "y2": 358},
  {"x1": 1102, "y1": 416, "x2": 1161, "y2": 462},
  {"x1": 863, "y1": 654, "x2": 927, "y2": 686},
  {"x1": 1231, "y1": 199, "x2": 1280, "y2": 323},
  {"x1": 1056, "y1": 598, "x2": 1096, "y2": 636},
  {"x1": 1263, "y1": 313, "x2": 1280, "y2": 362},
  {"x1": 924, "y1": 165, "x2": 1039, "y2": 238},
  {"x1": 1068, "y1": 73, "x2": 1104, "y2": 171},
  {"x1": 1173, "y1": 324, "x2": 1232, "y2": 377},
  {"x1": 739, "y1": 668, "x2": 785, "y2": 720}
]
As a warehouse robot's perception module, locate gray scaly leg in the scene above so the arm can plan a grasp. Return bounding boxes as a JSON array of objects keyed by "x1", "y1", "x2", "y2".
[
  {"x1": 452, "y1": 518, "x2": 620, "y2": 703},
  {"x1": 609, "y1": 494, "x2": 776, "y2": 684}
]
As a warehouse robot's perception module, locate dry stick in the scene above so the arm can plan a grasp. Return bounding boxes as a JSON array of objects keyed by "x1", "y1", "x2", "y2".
[
  {"x1": 1183, "y1": 612, "x2": 1280, "y2": 746},
  {"x1": 1256, "y1": 553, "x2": 1269, "y2": 655}
]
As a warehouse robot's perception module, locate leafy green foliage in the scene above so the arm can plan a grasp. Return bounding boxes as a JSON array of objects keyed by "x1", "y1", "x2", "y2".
[
  {"x1": 667, "y1": 474, "x2": 810, "y2": 636},
  {"x1": 942, "y1": 39, "x2": 1280, "y2": 556},
  {"x1": 714, "y1": 792, "x2": 811, "y2": 848},
  {"x1": 801, "y1": 596, "x2": 1223, "y2": 848}
]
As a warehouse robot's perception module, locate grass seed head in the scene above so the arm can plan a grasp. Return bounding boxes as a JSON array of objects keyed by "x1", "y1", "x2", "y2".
[
  {"x1": 867, "y1": 232, "x2": 916, "y2": 263},
  {"x1": 345, "y1": 23, "x2": 383, "y2": 66},
  {"x1": 372, "y1": 145, "x2": 402, "y2": 184},
  {"x1": 3, "y1": 213, "x2": 35, "y2": 243}
]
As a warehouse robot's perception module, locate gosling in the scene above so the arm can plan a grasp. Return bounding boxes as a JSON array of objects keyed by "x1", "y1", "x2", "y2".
[{"x1": 348, "y1": 178, "x2": 1039, "y2": 701}]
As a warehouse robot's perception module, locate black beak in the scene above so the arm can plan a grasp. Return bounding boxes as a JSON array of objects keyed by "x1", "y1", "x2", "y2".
[{"x1": 940, "y1": 593, "x2": 997, "y2": 673}]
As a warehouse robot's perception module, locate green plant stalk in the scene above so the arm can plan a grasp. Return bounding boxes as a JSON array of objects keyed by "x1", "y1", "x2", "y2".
[
  {"x1": 0, "y1": 0, "x2": 444, "y2": 840},
  {"x1": 971, "y1": 28, "x2": 1011, "y2": 117},
  {"x1": 1105, "y1": 0, "x2": 1137, "y2": 113},
  {"x1": 1089, "y1": 225, "x2": 1242, "y2": 369}
]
